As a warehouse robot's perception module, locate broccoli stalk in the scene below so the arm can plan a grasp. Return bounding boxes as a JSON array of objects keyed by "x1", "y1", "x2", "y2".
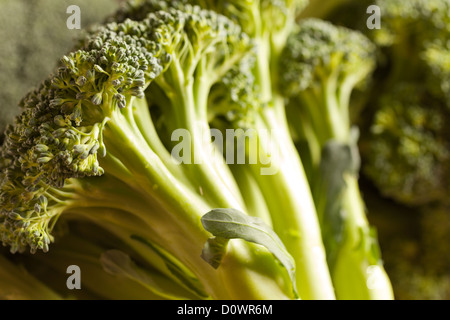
[
  {"x1": 145, "y1": 7, "x2": 252, "y2": 211},
  {"x1": 0, "y1": 6, "x2": 298, "y2": 300},
  {"x1": 30, "y1": 220, "x2": 213, "y2": 300},
  {"x1": 279, "y1": 18, "x2": 393, "y2": 299}
]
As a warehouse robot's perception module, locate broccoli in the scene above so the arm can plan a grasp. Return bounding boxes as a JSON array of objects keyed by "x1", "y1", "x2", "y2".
[
  {"x1": 363, "y1": 84, "x2": 450, "y2": 207},
  {"x1": 278, "y1": 18, "x2": 393, "y2": 299},
  {"x1": 0, "y1": 4, "x2": 300, "y2": 300},
  {"x1": 5, "y1": 0, "x2": 420, "y2": 301},
  {"x1": 0, "y1": 0, "x2": 121, "y2": 135}
]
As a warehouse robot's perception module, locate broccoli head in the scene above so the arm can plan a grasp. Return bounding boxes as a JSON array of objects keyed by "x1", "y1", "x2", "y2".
[{"x1": 363, "y1": 83, "x2": 450, "y2": 207}]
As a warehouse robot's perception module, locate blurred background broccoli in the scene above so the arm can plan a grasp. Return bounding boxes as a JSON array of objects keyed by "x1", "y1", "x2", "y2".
[{"x1": 302, "y1": 0, "x2": 450, "y2": 300}]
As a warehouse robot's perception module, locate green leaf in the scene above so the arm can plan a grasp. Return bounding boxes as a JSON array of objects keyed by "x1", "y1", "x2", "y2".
[
  {"x1": 200, "y1": 208, "x2": 298, "y2": 298},
  {"x1": 314, "y1": 127, "x2": 361, "y2": 267}
]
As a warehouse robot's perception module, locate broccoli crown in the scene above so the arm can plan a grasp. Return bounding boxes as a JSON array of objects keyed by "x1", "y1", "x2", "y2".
[
  {"x1": 363, "y1": 83, "x2": 450, "y2": 207},
  {"x1": 279, "y1": 18, "x2": 376, "y2": 98},
  {"x1": 358, "y1": 0, "x2": 450, "y2": 210}
]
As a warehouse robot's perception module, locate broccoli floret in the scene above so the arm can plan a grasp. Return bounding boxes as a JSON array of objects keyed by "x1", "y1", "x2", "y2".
[
  {"x1": 280, "y1": 18, "x2": 376, "y2": 144},
  {"x1": 111, "y1": 0, "x2": 310, "y2": 99},
  {"x1": 363, "y1": 84, "x2": 450, "y2": 207},
  {"x1": 353, "y1": 2, "x2": 450, "y2": 299},
  {"x1": 279, "y1": 18, "x2": 393, "y2": 300},
  {"x1": 373, "y1": 0, "x2": 450, "y2": 47}
]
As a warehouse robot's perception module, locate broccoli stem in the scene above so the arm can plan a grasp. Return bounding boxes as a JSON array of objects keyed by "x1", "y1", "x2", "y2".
[
  {"x1": 62, "y1": 169, "x2": 295, "y2": 299},
  {"x1": 76, "y1": 201, "x2": 295, "y2": 299},
  {"x1": 69, "y1": 107, "x2": 295, "y2": 299},
  {"x1": 240, "y1": 30, "x2": 336, "y2": 298},
  {"x1": 65, "y1": 208, "x2": 213, "y2": 299},
  {"x1": 179, "y1": 85, "x2": 246, "y2": 209},
  {"x1": 29, "y1": 227, "x2": 197, "y2": 300},
  {"x1": 130, "y1": 96, "x2": 191, "y2": 186},
  {"x1": 154, "y1": 56, "x2": 246, "y2": 210},
  {"x1": 322, "y1": 72, "x2": 349, "y2": 142},
  {"x1": 245, "y1": 95, "x2": 336, "y2": 300},
  {"x1": 332, "y1": 177, "x2": 394, "y2": 300},
  {"x1": 254, "y1": 35, "x2": 273, "y2": 103},
  {"x1": 228, "y1": 163, "x2": 273, "y2": 226},
  {"x1": 292, "y1": 77, "x2": 394, "y2": 299}
]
